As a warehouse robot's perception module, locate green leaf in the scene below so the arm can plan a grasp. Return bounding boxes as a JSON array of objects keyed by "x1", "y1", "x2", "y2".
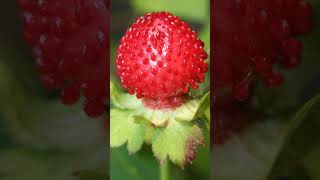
[
  {"x1": 189, "y1": 130, "x2": 210, "y2": 179},
  {"x1": 212, "y1": 119, "x2": 287, "y2": 180},
  {"x1": 152, "y1": 120, "x2": 204, "y2": 168},
  {"x1": 111, "y1": 80, "x2": 207, "y2": 126},
  {"x1": 171, "y1": 99, "x2": 201, "y2": 122},
  {"x1": 130, "y1": 0, "x2": 210, "y2": 23},
  {"x1": 110, "y1": 109, "x2": 148, "y2": 154},
  {"x1": 303, "y1": 143, "x2": 320, "y2": 179},
  {"x1": 194, "y1": 92, "x2": 210, "y2": 126},
  {"x1": 212, "y1": 95, "x2": 320, "y2": 180},
  {"x1": 268, "y1": 95, "x2": 320, "y2": 179},
  {"x1": 110, "y1": 80, "x2": 208, "y2": 166}
]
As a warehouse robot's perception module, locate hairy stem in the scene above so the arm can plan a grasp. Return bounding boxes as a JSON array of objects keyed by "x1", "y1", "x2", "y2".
[{"x1": 160, "y1": 161, "x2": 169, "y2": 180}]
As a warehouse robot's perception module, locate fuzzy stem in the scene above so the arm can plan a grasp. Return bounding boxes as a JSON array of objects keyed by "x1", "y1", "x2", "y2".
[{"x1": 160, "y1": 161, "x2": 169, "y2": 180}]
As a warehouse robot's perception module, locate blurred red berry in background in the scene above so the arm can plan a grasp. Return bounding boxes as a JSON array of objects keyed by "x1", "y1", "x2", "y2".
[
  {"x1": 18, "y1": 0, "x2": 109, "y2": 118},
  {"x1": 212, "y1": 0, "x2": 312, "y2": 144}
]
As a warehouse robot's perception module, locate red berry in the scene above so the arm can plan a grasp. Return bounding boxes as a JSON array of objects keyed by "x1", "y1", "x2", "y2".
[
  {"x1": 232, "y1": 80, "x2": 249, "y2": 101},
  {"x1": 18, "y1": 0, "x2": 109, "y2": 117},
  {"x1": 84, "y1": 99, "x2": 105, "y2": 118},
  {"x1": 212, "y1": 0, "x2": 312, "y2": 144},
  {"x1": 264, "y1": 71, "x2": 284, "y2": 87},
  {"x1": 116, "y1": 12, "x2": 208, "y2": 109},
  {"x1": 61, "y1": 83, "x2": 81, "y2": 105},
  {"x1": 213, "y1": 0, "x2": 312, "y2": 101}
]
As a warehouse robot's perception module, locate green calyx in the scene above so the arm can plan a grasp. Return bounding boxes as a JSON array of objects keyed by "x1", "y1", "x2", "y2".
[{"x1": 110, "y1": 80, "x2": 210, "y2": 168}]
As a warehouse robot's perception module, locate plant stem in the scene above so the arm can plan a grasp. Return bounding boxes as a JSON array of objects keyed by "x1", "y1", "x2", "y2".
[{"x1": 160, "y1": 161, "x2": 169, "y2": 180}]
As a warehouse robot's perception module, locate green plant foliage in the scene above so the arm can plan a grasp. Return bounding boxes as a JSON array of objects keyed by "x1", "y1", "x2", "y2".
[
  {"x1": 269, "y1": 95, "x2": 320, "y2": 179},
  {"x1": 213, "y1": 95, "x2": 320, "y2": 180},
  {"x1": 110, "y1": 80, "x2": 210, "y2": 167}
]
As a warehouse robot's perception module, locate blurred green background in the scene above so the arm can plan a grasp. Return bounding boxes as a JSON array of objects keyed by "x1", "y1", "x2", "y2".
[
  {"x1": 0, "y1": 2, "x2": 106, "y2": 180},
  {"x1": 110, "y1": 0, "x2": 210, "y2": 179}
]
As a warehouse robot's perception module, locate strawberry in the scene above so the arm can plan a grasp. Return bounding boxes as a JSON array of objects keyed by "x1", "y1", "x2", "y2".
[
  {"x1": 18, "y1": 0, "x2": 109, "y2": 117},
  {"x1": 116, "y1": 12, "x2": 208, "y2": 109},
  {"x1": 212, "y1": 0, "x2": 312, "y2": 144},
  {"x1": 213, "y1": 0, "x2": 312, "y2": 101}
]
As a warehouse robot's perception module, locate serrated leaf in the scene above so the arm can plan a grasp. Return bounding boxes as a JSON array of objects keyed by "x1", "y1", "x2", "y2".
[
  {"x1": 110, "y1": 78, "x2": 209, "y2": 165},
  {"x1": 172, "y1": 99, "x2": 201, "y2": 122},
  {"x1": 152, "y1": 120, "x2": 204, "y2": 168},
  {"x1": 111, "y1": 79, "x2": 208, "y2": 125},
  {"x1": 110, "y1": 109, "x2": 148, "y2": 154}
]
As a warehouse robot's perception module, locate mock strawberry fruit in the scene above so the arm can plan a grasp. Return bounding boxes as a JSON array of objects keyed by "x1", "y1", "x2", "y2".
[
  {"x1": 213, "y1": 0, "x2": 312, "y2": 101},
  {"x1": 18, "y1": 0, "x2": 108, "y2": 117},
  {"x1": 116, "y1": 11, "x2": 208, "y2": 109},
  {"x1": 212, "y1": 0, "x2": 312, "y2": 144}
]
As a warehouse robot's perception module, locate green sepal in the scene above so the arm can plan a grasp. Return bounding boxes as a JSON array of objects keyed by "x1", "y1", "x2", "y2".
[
  {"x1": 110, "y1": 80, "x2": 209, "y2": 167},
  {"x1": 194, "y1": 92, "x2": 210, "y2": 128},
  {"x1": 110, "y1": 81, "x2": 141, "y2": 109},
  {"x1": 111, "y1": 80, "x2": 210, "y2": 126},
  {"x1": 110, "y1": 109, "x2": 148, "y2": 154},
  {"x1": 152, "y1": 120, "x2": 204, "y2": 168}
]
